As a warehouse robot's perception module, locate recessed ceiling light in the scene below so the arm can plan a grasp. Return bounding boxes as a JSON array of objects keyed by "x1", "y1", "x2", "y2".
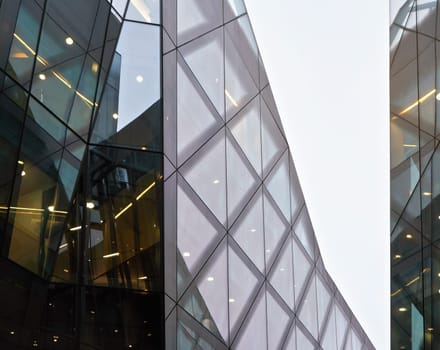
[
  {"x1": 250, "y1": 229, "x2": 256, "y2": 232},
  {"x1": 398, "y1": 307, "x2": 407, "y2": 312},
  {"x1": 183, "y1": 252, "x2": 191, "y2": 257},
  {"x1": 10, "y1": 331, "x2": 14, "y2": 335},
  {"x1": 394, "y1": 254, "x2": 402, "y2": 259},
  {"x1": 136, "y1": 75, "x2": 144, "y2": 83},
  {"x1": 86, "y1": 201, "x2": 95, "y2": 209},
  {"x1": 423, "y1": 192, "x2": 432, "y2": 196},
  {"x1": 265, "y1": 249, "x2": 271, "y2": 253},
  {"x1": 65, "y1": 37, "x2": 74, "y2": 45},
  {"x1": 405, "y1": 233, "x2": 413, "y2": 239},
  {"x1": 436, "y1": 93, "x2": 440, "y2": 101},
  {"x1": 63, "y1": 268, "x2": 69, "y2": 273},
  {"x1": 207, "y1": 276, "x2": 214, "y2": 282},
  {"x1": 138, "y1": 276, "x2": 148, "y2": 280},
  {"x1": 428, "y1": 327, "x2": 434, "y2": 332},
  {"x1": 39, "y1": 73, "x2": 46, "y2": 80},
  {"x1": 17, "y1": 160, "x2": 24, "y2": 165},
  {"x1": 228, "y1": 298, "x2": 235, "y2": 303},
  {"x1": 212, "y1": 179, "x2": 220, "y2": 184},
  {"x1": 21, "y1": 170, "x2": 26, "y2": 176},
  {"x1": 403, "y1": 144, "x2": 417, "y2": 148},
  {"x1": 91, "y1": 62, "x2": 99, "y2": 73},
  {"x1": 141, "y1": 146, "x2": 147, "y2": 151},
  {"x1": 112, "y1": 113, "x2": 119, "y2": 120},
  {"x1": 280, "y1": 267, "x2": 285, "y2": 272},
  {"x1": 48, "y1": 205, "x2": 55, "y2": 212}
]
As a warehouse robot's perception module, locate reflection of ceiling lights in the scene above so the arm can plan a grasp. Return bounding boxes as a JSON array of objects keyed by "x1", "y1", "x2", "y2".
[
  {"x1": 402, "y1": 144, "x2": 417, "y2": 148},
  {"x1": 207, "y1": 276, "x2": 214, "y2": 282},
  {"x1": 103, "y1": 252, "x2": 120, "y2": 258},
  {"x1": 91, "y1": 62, "x2": 99, "y2": 73},
  {"x1": 38, "y1": 73, "x2": 46, "y2": 80},
  {"x1": 394, "y1": 254, "x2": 401, "y2": 259},
  {"x1": 112, "y1": 113, "x2": 119, "y2": 120},
  {"x1": 423, "y1": 192, "x2": 432, "y2": 196},
  {"x1": 69, "y1": 226, "x2": 82, "y2": 231},
  {"x1": 86, "y1": 201, "x2": 95, "y2": 209},
  {"x1": 17, "y1": 160, "x2": 24, "y2": 165},
  {"x1": 183, "y1": 252, "x2": 190, "y2": 257},
  {"x1": 21, "y1": 170, "x2": 26, "y2": 176},
  {"x1": 229, "y1": 298, "x2": 235, "y2": 303},
  {"x1": 212, "y1": 179, "x2": 220, "y2": 184},
  {"x1": 136, "y1": 75, "x2": 144, "y2": 83},
  {"x1": 138, "y1": 276, "x2": 148, "y2": 280},
  {"x1": 48, "y1": 205, "x2": 55, "y2": 212},
  {"x1": 225, "y1": 89, "x2": 239, "y2": 107},
  {"x1": 405, "y1": 233, "x2": 413, "y2": 239},
  {"x1": 436, "y1": 93, "x2": 440, "y2": 101},
  {"x1": 398, "y1": 307, "x2": 407, "y2": 312},
  {"x1": 250, "y1": 228, "x2": 256, "y2": 232},
  {"x1": 131, "y1": 0, "x2": 152, "y2": 22},
  {"x1": 65, "y1": 37, "x2": 74, "y2": 45},
  {"x1": 400, "y1": 89, "x2": 436, "y2": 115}
]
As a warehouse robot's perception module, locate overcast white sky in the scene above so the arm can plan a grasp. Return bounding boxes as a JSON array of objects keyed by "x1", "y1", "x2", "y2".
[{"x1": 245, "y1": 1, "x2": 390, "y2": 349}]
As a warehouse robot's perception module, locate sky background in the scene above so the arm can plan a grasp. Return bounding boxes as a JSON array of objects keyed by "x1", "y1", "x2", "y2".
[{"x1": 245, "y1": 1, "x2": 390, "y2": 349}]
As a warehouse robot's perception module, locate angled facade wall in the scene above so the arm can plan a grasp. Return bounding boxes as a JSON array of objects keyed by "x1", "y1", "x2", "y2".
[
  {"x1": 390, "y1": 1, "x2": 440, "y2": 349},
  {"x1": 0, "y1": 0, "x2": 373, "y2": 349}
]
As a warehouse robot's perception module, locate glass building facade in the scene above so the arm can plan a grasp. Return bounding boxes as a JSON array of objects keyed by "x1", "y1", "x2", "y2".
[
  {"x1": 391, "y1": 1, "x2": 440, "y2": 349},
  {"x1": 0, "y1": 0, "x2": 373, "y2": 349}
]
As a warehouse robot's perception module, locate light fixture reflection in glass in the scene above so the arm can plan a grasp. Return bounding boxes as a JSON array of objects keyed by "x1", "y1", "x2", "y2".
[
  {"x1": 183, "y1": 252, "x2": 191, "y2": 257},
  {"x1": 112, "y1": 113, "x2": 119, "y2": 120},
  {"x1": 86, "y1": 201, "x2": 95, "y2": 209},
  {"x1": 65, "y1": 37, "x2": 74, "y2": 45},
  {"x1": 403, "y1": 144, "x2": 417, "y2": 148},
  {"x1": 405, "y1": 233, "x2": 413, "y2": 239},
  {"x1": 38, "y1": 73, "x2": 46, "y2": 80},
  {"x1": 21, "y1": 170, "x2": 26, "y2": 176},
  {"x1": 394, "y1": 254, "x2": 402, "y2": 259},
  {"x1": 212, "y1": 179, "x2": 220, "y2": 184},
  {"x1": 136, "y1": 75, "x2": 144, "y2": 83},
  {"x1": 436, "y1": 93, "x2": 440, "y2": 101},
  {"x1": 103, "y1": 252, "x2": 120, "y2": 258},
  {"x1": 138, "y1": 276, "x2": 148, "y2": 280},
  {"x1": 17, "y1": 160, "x2": 24, "y2": 165},
  {"x1": 229, "y1": 298, "x2": 235, "y2": 303},
  {"x1": 207, "y1": 276, "x2": 214, "y2": 282},
  {"x1": 250, "y1": 228, "x2": 256, "y2": 232},
  {"x1": 48, "y1": 205, "x2": 55, "y2": 212},
  {"x1": 398, "y1": 307, "x2": 407, "y2": 312},
  {"x1": 423, "y1": 192, "x2": 432, "y2": 196}
]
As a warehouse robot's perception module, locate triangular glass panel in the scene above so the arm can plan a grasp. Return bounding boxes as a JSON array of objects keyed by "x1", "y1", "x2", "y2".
[
  {"x1": 163, "y1": 28, "x2": 176, "y2": 53},
  {"x1": 261, "y1": 85, "x2": 285, "y2": 137},
  {"x1": 266, "y1": 289, "x2": 290, "y2": 350},
  {"x1": 269, "y1": 237, "x2": 294, "y2": 309},
  {"x1": 293, "y1": 207, "x2": 315, "y2": 259},
  {"x1": 296, "y1": 326, "x2": 315, "y2": 350},
  {"x1": 177, "y1": 307, "x2": 228, "y2": 349},
  {"x1": 321, "y1": 304, "x2": 338, "y2": 350},
  {"x1": 177, "y1": 56, "x2": 223, "y2": 165},
  {"x1": 224, "y1": 0, "x2": 246, "y2": 22},
  {"x1": 298, "y1": 273, "x2": 318, "y2": 340},
  {"x1": 344, "y1": 330, "x2": 353, "y2": 350},
  {"x1": 164, "y1": 155, "x2": 176, "y2": 180},
  {"x1": 290, "y1": 158, "x2": 305, "y2": 224},
  {"x1": 177, "y1": 0, "x2": 222, "y2": 45},
  {"x1": 350, "y1": 328, "x2": 363, "y2": 350},
  {"x1": 335, "y1": 303, "x2": 349, "y2": 349},
  {"x1": 180, "y1": 239, "x2": 229, "y2": 343},
  {"x1": 165, "y1": 294, "x2": 176, "y2": 320},
  {"x1": 225, "y1": 18, "x2": 259, "y2": 120},
  {"x1": 228, "y1": 241, "x2": 261, "y2": 337},
  {"x1": 177, "y1": 179, "x2": 224, "y2": 296},
  {"x1": 316, "y1": 273, "x2": 332, "y2": 334},
  {"x1": 292, "y1": 235, "x2": 312, "y2": 303},
  {"x1": 179, "y1": 28, "x2": 224, "y2": 118},
  {"x1": 232, "y1": 289, "x2": 267, "y2": 350},
  {"x1": 266, "y1": 150, "x2": 291, "y2": 222},
  {"x1": 227, "y1": 133, "x2": 260, "y2": 224},
  {"x1": 112, "y1": 0, "x2": 128, "y2": 17},
  {"x1": 228, "y1": 95, "x2": 262, "y2": 176},
  {"x1": 179, "y1": 129, "x2": 227, "y2": 226},
  {"x1": 263, "y1": 192, "x2": 289, "y2": 271},
  {"x1": 230, "y1": 188, "x2": 265, "y2": 273},
  {"x1": 259, "y1": 55, "x2": 269, "y2": 89},
  {"x1": 261, "y1": 99, "x2": 287, "y2": 177}
]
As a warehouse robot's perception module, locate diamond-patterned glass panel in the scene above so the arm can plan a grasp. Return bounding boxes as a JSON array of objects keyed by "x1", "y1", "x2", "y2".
[
  {"x1": 230, "y1": 189, "x2": 265, "y2": 273},
  {"x1": 296, "y1": 326, "x2": 315, "y2": 350},
  {"x1": 322, "y1": 304, "x2": 338, "y2": 350},
  {"x1": 293, "y1": 207, "x2": 315, "y2": 259},
  {"x1": 180, "y1": 129, "x2": 226, "y2": 226},
  {"x1": 269, "y1": 237, "x2": 294, "y2": 309},
  {"x1": 228, "y1": 95, "x2": 262, "y2": 176},
  {"x1": 266, "y1": 150, "x2": 291, "y2": 221},
  {"x1": 298, "y1": 273, "x2": 318, "y2": 340},
  {"x1": 316, "y1": 273, "x2": 332, "y2": 333},
  {"x1": 179, "y1": 28, "x2": 224, "y2": 118},
  {"x1": 293, "y1": 236, "x2": 313, "y2": 302}
]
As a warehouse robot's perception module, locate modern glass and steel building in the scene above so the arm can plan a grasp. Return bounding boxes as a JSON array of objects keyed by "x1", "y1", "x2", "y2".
[
  {"x1": 0, "y1": 0, "x2": 373, "y2": 349},
  {"x1": 391, "y1": 1, "x2": 440, "y2": 348}
]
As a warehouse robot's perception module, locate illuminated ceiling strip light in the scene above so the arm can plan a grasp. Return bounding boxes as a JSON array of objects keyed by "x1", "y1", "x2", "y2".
[
  {"x1": 69, "y1": 226, "x2": 82, "y2": 231},
  {"x1": 405, "y1": 275, "x2": 420, "y2": 287},
  {"x1": 0, "y1": 206, "x2": 44, "y2": 212},
  {"x1": 138, "y1": 276, "x2": 148, "y2": 280},
  {"x1": 402, "y1": 144, "x2": 417, "y2": 148},
  {"x1": 114, "y1": 202, "x2": 133, "y2": 220},
  {"x1": 225, "y1": 89, "x2": 239, "y2": 107},
  {"x1": 52, "y1": 71, "x2": 72, "y2": 89},
  {"x1": 103, "y1": 252, "x2": 120, "y2": 258},
  {"x1": 51, "y1": 209, "x2": 68, "y2": 214},
  {"x1": 391, "y1": 288, "x2": 402, "y2": 297},
  {"x1": 13, "y1": 33, "x2": 36, "y2": 56},
  {"x1": 399, "y1": 88, "x2": 436, "y2": 115},
  {"x1": 136, "y1": 182, "x2": 156, "y2": 201},
  {"x1": 59, "y1": 243, "x2": 68, "y2": 249},
  {"x1": 75, "y1": 90, "x2": 98, "y2": 107}
]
